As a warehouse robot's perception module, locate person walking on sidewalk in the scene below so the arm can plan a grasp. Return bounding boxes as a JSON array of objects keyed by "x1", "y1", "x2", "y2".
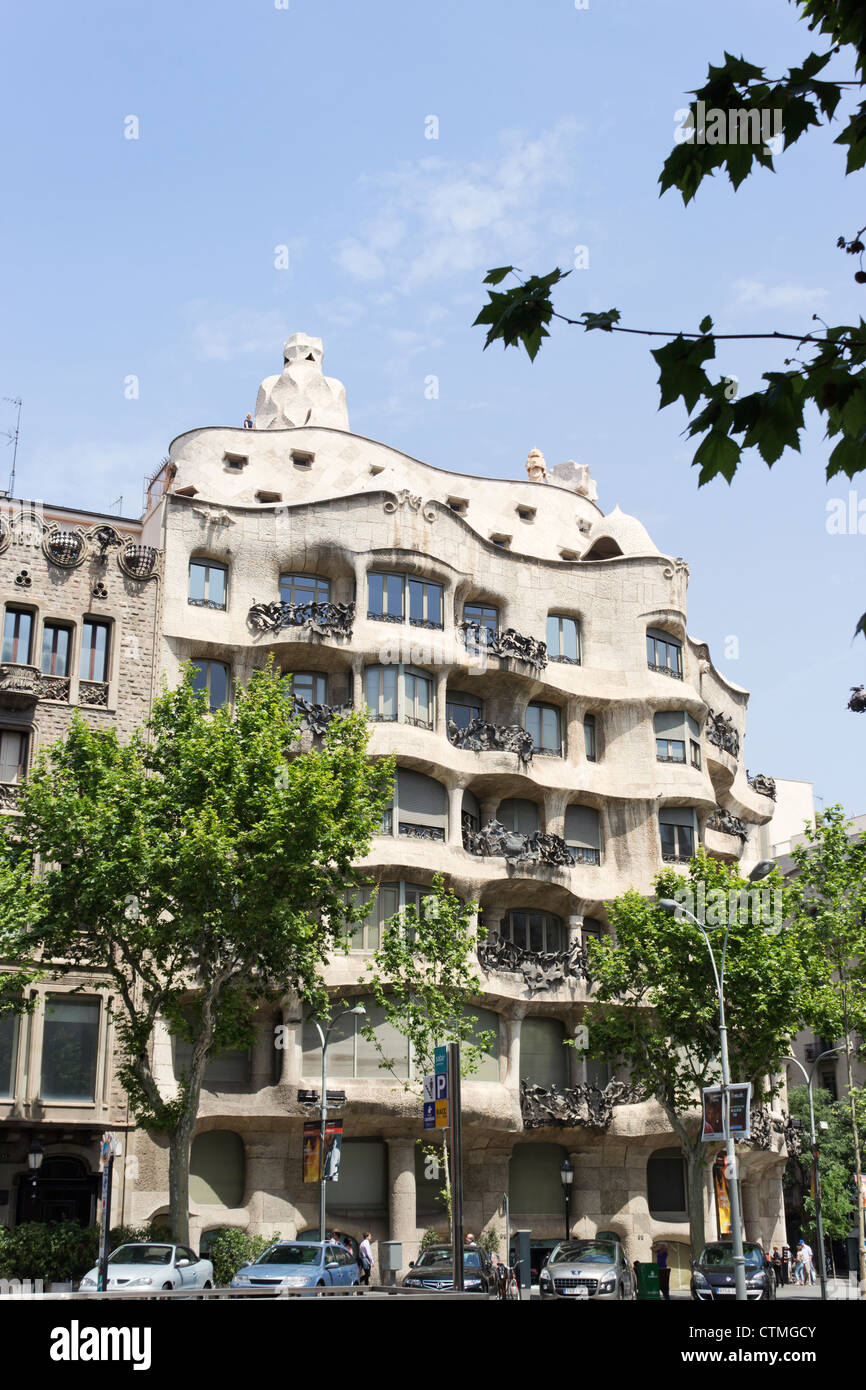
[
  {"x1": 656, "y1": 1242, "x2": 671, "y2": 1300},
  {"x1": 358, "y1": 1232, "x2": 373, "y2": 1286}
]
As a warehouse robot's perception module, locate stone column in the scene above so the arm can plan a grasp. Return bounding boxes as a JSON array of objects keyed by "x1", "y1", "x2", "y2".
[
  {"x1": 387, "y1": 1138, "x2": 417, "y2": 1272},
  {"x1": 502, "y1": 1006, "x2": 527, "y2": 1089},
  {"x1": 565, "y1": 696, "x2": 581, "y2": 764},
  {"x1": 350, "y1": 654, "x2": 364, "y2": 710},
  {"x1": 481, "y1": 908, "x2": 505, "y2": 941},
  {"x1": 567, "y1": 912, "x2": 584, "y2": 949},
  {"x1": 740, "y1": 1169, "x2": 761, "y2": 1243},
  {"x1": 480, "y1": 796, "x2": 499, "y2": 825},
  {"x1": 545, "y1": 790, "x2": 567, "y2": 838},
  {"x1": 279, "y1": 1008, "x2": 303, "y2": 1086},
  {"x1": 447, "y1": 784, "x2": 464, "y2": 847},
  {"x1": 435, "y1": 671, "x2": 448, "y2": 738}
]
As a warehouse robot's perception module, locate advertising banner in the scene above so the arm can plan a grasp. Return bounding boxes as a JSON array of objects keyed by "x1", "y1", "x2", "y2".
[
  {"x1": 302, "y1": 1119, "x2": 343, "y2": 1182},
  {"x1": 713, "y1": 1157, "x2": 731, "y2": 1237},
  {"x1": 701, "y1": 1082, "x2": 752, "y2": 1141}
]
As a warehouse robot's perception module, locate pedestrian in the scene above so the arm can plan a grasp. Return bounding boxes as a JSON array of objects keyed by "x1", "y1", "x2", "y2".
[
  {"x1": 358, "y1": 1231, "x2": 373, "y2": 1286},
  {"x1": 794, "y1": 1239, "x2": 806, "y2": 1284},
  {"x1": 801, "y1": 1239, "x2": 815, "y2": 1285},
  {"x1": 771, "y1": 1246, "x2": 782, "y2": 1288},
  {"x1": 465, "y1": 1232, "x2": 477, "y2": 1246},
  {"x1": 655, "y1": 1242, "x2": 671, "y2": 1301},
  {"x1": 243, "y1": 413, "x2": 254, "y2": 429},
  {"x1": 780, "y1": 1244, "x2": 790, "y2": 1286}
]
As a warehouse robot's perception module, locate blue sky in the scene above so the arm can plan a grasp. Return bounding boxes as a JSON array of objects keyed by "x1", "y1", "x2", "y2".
[{"x1": 1, "y1": 0, "x2": 863, "y2": 815}]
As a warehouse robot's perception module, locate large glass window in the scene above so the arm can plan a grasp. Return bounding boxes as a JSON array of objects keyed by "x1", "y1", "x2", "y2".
[
  {"x1": 584, "y1": 714, "x2": 597, "y2": 762},
  {"x1": 404, "y1": 670, "x2": 433, "y2": 728},
  {"x1": 546, "y1": 615, "x2": 580, "y2": 664},
  {"x1": 446, "y1": 690, "x2": 482, "y2": 729},
  {"x1": 365, "y1": 665, "x2": 398, "y2": 721},
  {"x1": 509, "y1": 1143, "x2": 570, "y2": 1215},
  {"x1": 502, "y1": 910, "x2": 565, "y2": 954},
  {"x1": 190, "y1": 1131, "x2": 246, "y2": 1207},
  {"x1": 463, "y1": 1007, "x2": 500, "y2": 1081},
  {"x1": 659, "y1": 807, "x2": 696, "y2": 862},
  {"x1": 2, "y1": 609, "x2": 33, "y2": 665},
  {"x1": 525, "y1": 703, "x2": 562, "y2": 755},
  {"x1": 520, "y1": 1017, "x2": 568, "y2": 1088},
  {"x1": 189, "y1": 560, "x2": 227, "y2": 610},
  {"x1": 463, "y1": 603, "x2": 498, "y2": 636},
  {"x1": 647, "y1": 628, "x2": 683, "y2": 680},
  {"x1": 462, "y1": 788, "x2": 481, "y2": 836},
  {"x1": 367, "y1": 572, "x2": 404, "y2": 621},
  {"x1": 329, "y1": 1139, "x2": 388, "y2": 1216},
  {"x1": 80, "y1": 621, "x2": 110, "y2": 682},
  {"x1": 497, "y1": 799, "x2": 540, "y2": 835},
  {"x1": 302, "y1": 996, "x2": 410, "y2": 1079},
  {"x1": 0, "y1": 730, "x2": 27, "y2": 784},
  {"x1": 369, "y1": 573, "x2": 443, "y2": 628},
  {"x1": 654, "y1": 711, "x2": 700, "y2": 764},
  {"x1": 364, "y1": 665, "x2": 433, "y2": 729},
  {"x1": 408, "y1": 578, "x2": 443, "y2": 629},
  {"x1": 174, "y1": 1029, "x2": 250, "y2": 1089},
  {"x1": 40, "y1": 623, "x2": 71, "y2": 677},
  {"x1": 350, "y1": 881, "x2": 433, "y2": 952},
  {"x1": 191, "y1": 660, "x2": 230, "y2": 711},
  {"x1": 0, "y1": 1010, "x2": 18, "y2": 1097},
  {"x1": 40, "y1": 996, "x2": 100, "y2": 1102},
  {"x1": 289, "y1": 671, "x2": 329, "y2": 705},
  {"x1": 565, "y1": 805, "x2": 602, "y2": 865},
  {"x1": 280, "y1": 573, "x2": 330, "y2": 606}
]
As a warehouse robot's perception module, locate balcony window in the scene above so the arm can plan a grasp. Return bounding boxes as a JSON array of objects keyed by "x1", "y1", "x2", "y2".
[
  {"x1": 647, "y1": 627, "x2": 683, "y2": 679},
  {"x1": 191, "y1": 660, "x2": 230, "y2": 711},
  {"x1": 2, "y1": 608, "x2": 33, "y2": 665},
  {"x1": 40, "y1": 623, "x2": 71, "y2": 677},
  {"x1": 565, "y1": 804, "x2": 602, "y2": 865},
  {"x1": 520, "y1": 1017, "x2": 568, "y2": 1088},
  {"x1": 464, "y1": 603, "x2": 498, "y2": 636},
  {"x1": 367, "y1": 573, "x2": 443, "y2": 629},
  {"x1": 0, "y1": 730, "x2": 27, "y2": 784},
  {"x1": 174, "y1": 1035, "x2": 250, "y2": 1089},
  {"x1": 404, "y1": 670, "x2": 433, "y2": 728},
  {"x1": 280, "y1": 573, "x2": 330, "y2": 606},
  {"x1": 189, "y1": 560, "x2": 227, "y2": 610},
  {"x1": 502, "y1": 909, "x2": 565, "y2": 954},
  {"x1": 390, "y1": 768, "x2": 447, "y2": 841},
  {"x1": 290, "y1": 671, "x2": 329, "y2": 705},
  {"x1": 654, "y1": 711, "x2": 700, "y2": 764},
  {"x1": 582, "y1": 916, "x2": 604, "y2": 948},
  {"x1": 40, "y1": 996, "x2": 100, "y2": 1102},
  {"x1": 446, "y1": 690, "x2": 482, "y2": 729},
  {"x1": 365, "y1": 666, "x2": 398, "y2": 721},
  {"x1": 408, "y1": 578, "x2": 443, "y2": 629},
  {"x1": 80, "y1": 621, "x2": 110, "y2": 683},
  {"x1": 659, "y1": 807, "x2": 696, "y2": 862},
  {"x1": 525, "y1": 702, "x2": 561, "y2": 755},
  {"x1": 0, "y1": 1010, "x2": 17, "y2": 1096},
  {"x1": 365, "y1": 665, "x2": 433, "y2": 729},
  {"x1": 546, "y1": 614, "x2": 581, "y2": 664},
  {"x1": 350, "y1": 881, "x2": 433, "y2": 952},
  {"x1": 497, "y1": 798, "x2": 540, "y2": 836},
  {"x1": 462, "y1": 788, "x2": 481, "y2": 835},
  {"x1": 584, "y1": 714, "x2": 597, "y2": 762},
  {"x1": 302, "y1": 996, "x2": 411, "y2": 1080},
  {"x1": 367, "y1": 572, "x2": 404, "y2": 622}
]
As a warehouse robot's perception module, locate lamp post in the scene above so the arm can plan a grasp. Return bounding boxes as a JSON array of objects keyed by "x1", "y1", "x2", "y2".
[
  {"x1": 659, "y1": 857, "x2": 774, "y2": 1303},
  {"x1": 782, "y1": 1047, "x2": 842, "y2": 1300},
  {"x1": 27, "y1": 1136, "x2": 43, "y2": 1197},
  {"x1": 560, "y1": 1158, "x2": 574, "y2": 1242},
  {"x1": 313, "y1": 1003, "x2": 366, "y2": 1244}
]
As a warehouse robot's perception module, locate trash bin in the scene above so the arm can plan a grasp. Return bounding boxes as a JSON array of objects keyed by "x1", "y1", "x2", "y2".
[{"x1": 634, "y1": 1261, "x2": 661, "y2": 1300}]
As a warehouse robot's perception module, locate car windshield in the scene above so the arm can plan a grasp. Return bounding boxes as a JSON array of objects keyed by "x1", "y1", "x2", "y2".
[
  {"x1": 415, "y1": 1247, "x2": 482, "y2": 1269},
  {"x1": 108, "y1": 1245, "x2": 172, "y2": 1266},
  {"x1": 256, "y1": 1244, "x2": 321, "y2": 1266},
  {"x1": 699, "y1": 1244, "x2": 764, "y2": 1270},
  {"x1": 550, "y1": 1242, "x2": 617, "y2": 1265}
]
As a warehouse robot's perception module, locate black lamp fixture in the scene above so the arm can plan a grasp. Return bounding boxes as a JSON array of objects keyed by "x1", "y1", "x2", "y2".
[
  {"x1": 27, "y1": 1136, "x2": 44, "y2": 1189},
  {"x1": 559, "y1": 1158, "x2": 574, "y2": 1241}
]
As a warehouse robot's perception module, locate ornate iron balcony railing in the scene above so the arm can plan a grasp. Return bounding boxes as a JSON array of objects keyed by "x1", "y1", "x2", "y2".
[
  {"x1": 747, "y1": 770, "x2": 777, "y2": 800},
  {"x1": 458, "y1": 620, "x2": 547, "y2": 672},
  {"x1": 463, "y1": 820, "x2": 574, "y2": 866},
  {"x1": 648, "y1": 661, "x2": 683, "y2": 680},
  {"x1": 706, "y1": 807, "x2": 749, "y2": 841},
  {"x1": 520, "y1": 1079, "x2": 646, "y2": 1132},
  {"x1": 291, "y1": 697, "x2": 353, "y2": 736},
  {"x1": 705, "y1": 708, "x2": 740, "y2": 758},
  {"x1": 478, "y1": 935, "x2": 590, "y2": 992},
  {"x1": 79, "y1": 680, "x2": 109, "y2": 708},
  {"x1": 249, "y1": 599, "x2": 355, "y2": 639},
  {"x1": 447, "y1": 717, "x2": 534, "y2": 764}
]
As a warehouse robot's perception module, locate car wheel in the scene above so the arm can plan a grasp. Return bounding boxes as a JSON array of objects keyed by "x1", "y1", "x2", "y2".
[{"x1": 162, "y1": 1283, "x2": 173, "y2": 1291}]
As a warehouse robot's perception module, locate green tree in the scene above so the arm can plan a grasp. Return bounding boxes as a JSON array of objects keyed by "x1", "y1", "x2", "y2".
[
  {"x1": 789, "y1": 804, "x2": 866, "y2": 1282},
  {"x1": 583, "y1": 852, "x2": 815, "y2": 1253},
  {"x1": 785, "y1": 1085, "x2": 866, "y2": 1260},
  {"x1": 0, "y1": 663, "x2": 392, "y2": 1244},
  {"x1": 474, "y1": 1, "x2": 866, "y2": 650}
]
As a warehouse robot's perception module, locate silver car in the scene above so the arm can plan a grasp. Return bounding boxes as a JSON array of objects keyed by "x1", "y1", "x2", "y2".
[
  {"x1": 79, "y1": 1243, "x2": 214, "y2": 1291},
  {"x1": 538, "y1": 1239, "x2": 634, "y2": 1301}
]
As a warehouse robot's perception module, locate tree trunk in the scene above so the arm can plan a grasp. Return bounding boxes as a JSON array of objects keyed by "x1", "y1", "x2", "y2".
[
  {"x1": 168, "y1": 1111, "x2": 196, "y2": 1246},
  {"x1": 684, "y1": 1142, "x2": 708, "y2": 1257}
]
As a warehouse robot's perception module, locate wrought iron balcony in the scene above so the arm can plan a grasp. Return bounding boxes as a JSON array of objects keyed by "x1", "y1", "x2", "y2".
[
  {"x1": 447, "y1": 717, "x2": 534, "y2": 764},
  {"x1": 366, "y1": 610, "x2": 402, "y2": 625},
  {"x1": 463, "y1": 819, "x2": 574, "y2": 868},
  {"x1": 705, "y1": 807, "x2": 749, "y2": 840},
  {"x1": 520, "y1": 1079, "x2": 646, "y2": 1132},
  {"x1": 121, "y1": 543, "x2": 159, "y2": 578},
  {"x1": 248, "y1": 598, "x2": 355, "y2": 639},
  {"x1": 747, "y1": 770, "x2": 777, "y2": 800},
  {"x1": 398, "y1": 823, "x2": 445, "y2": 841},
  {"x1": 38, "y1": 674, "x2": 71, "y2": 703},
  {"x1": 458, "y1": 620, "x2": 547, "y2": 672},
  {"x1": 705, "y1": 708, "x2": 740, "y2": 758},
  {"x1": 188, "y1": 597, "x2": 227, "y2": 610},
  {"x1": 568, "y1": 846, "x2": 601, "y2": 866},
  {"x1": 647, "y1": 661, "x2": 683, "y2": 680},
  {"x1": 478, "y1": 935, "x2": 590, "y2": 992},
  {"x1": 79, "y1": 680, "x2": 109, "y2": 708},
  {"x1": 0, "y1": 783, "x2": 23, "y2": 812},
  {"x1": 291, "y1": 696, "x2": 353, "y2": 736}
]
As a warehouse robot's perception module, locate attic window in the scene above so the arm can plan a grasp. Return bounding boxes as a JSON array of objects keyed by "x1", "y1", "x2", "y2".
[
  {"x1": 516, "y1": 506, "x2": 536, "y2": 522},
  {"x1": 291, "y1": 451, "x2": 314, "y2": 469},
  {"x1": 369, "y1": 464, "x2": 385, "y2": 476},
  {"x1": 489, "y1": 533, "x2": 511, "y2": 549},
  {"x1": 583, "y1": 537, "x2": 623, "y2": 560},
  {"x1": 447, "y1": 497, "x2": 469, "y2": 514},
  {"x1": 174, "y1": 485, "x2": 198, "y2": 498},
  {"x1": 223, "y1": 453, "x2": 248, "y2": 471},
  {"x1": 256, "y1": 490, "x2": 283, "y2": 504},
  {"x1": 559, "y1": 548, "x2": 580, "y2": 561}
]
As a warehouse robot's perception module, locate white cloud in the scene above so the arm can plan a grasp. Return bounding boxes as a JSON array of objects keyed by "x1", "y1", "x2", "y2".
[{"x1": 732, "y1": 279, "x2": 828, "y2": 312}]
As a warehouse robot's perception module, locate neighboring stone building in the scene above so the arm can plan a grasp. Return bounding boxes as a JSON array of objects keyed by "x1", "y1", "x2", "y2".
[
  {"x1": 115, "y1": 334, "x2": 786, "y2": 1285},
  {"x1": 0, "y1": 498, "x2": 162, "y2": 1229}
]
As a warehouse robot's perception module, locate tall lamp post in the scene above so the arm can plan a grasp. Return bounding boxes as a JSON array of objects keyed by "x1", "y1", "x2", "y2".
[
  {"x1": 782, "y1": 1047, "x2": 842, "y2": 1301},
  {"x1": 659, "y1": 858, "x2": 775, "y2": 1303},
  {"x1": 27, "y1": 1136, "x2": 43, "y2": 1203},
  {"x1": 560, "y1": 1158, "x2": 574, "y2": 1242},
  {"x1": 313, "y1": 1003, "x2": 366, "y2": 1244}
]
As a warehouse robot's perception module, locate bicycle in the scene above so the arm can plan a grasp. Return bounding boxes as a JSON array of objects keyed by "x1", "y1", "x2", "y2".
[{"x1": 496, "y1": 1256, "x2": 522, "y2": 1301}]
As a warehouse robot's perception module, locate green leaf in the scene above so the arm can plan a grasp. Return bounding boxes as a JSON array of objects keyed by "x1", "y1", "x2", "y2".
[
  {"x1": 482, "y1": 266, "x2": 515, "y2": 286},
  {"x1": 692, "y1": 430, "x2": 742, "y2": 484},
  {"x1": 652, "y1": 334, "x2": 716, "y2": 412},
  {"x1": 580, "y1": 309, "x2": 621, "y2": 332},
  {"x1": 699, "y1": 314, "x2": 713, "y2": 334},
  {"x1": 826, "y1": 434, "x2": 866, "y2": 480}
]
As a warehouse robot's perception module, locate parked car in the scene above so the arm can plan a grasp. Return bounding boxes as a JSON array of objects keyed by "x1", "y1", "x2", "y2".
[
  {"x1": 79, "y1": 1243, "x2": 213, "y2": 1291},
  {"x1": 401, "y1": 1245, "x2": 497, "y2": 1295},
  {"x1": 230, "y1": 1239, "x2": 360, "y2": 1291},
  {"x1": 538, "y1": 1239, "x2": 635, "y2": 1300},
  {"x1": 690, "y1": 1241, "x2": 775, "y2": 1301}
]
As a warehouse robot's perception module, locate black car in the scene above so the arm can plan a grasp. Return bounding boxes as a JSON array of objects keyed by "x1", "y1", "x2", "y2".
[
  {"x1": 691, "y1": 1241, "x2": 776, "y2": 1301},
  {"x1": 401, "y1": 1245, "x2": 497, "y2": 1295}
]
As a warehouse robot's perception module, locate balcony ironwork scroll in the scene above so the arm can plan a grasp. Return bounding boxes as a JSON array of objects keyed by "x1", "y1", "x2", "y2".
[
  {"x1": 0, "y1": 783, "x2": 23, "y2": 812},
  {"x1": 705, "y1": 709, "x2": 740, "y2": 758},
  {"x1": 79, "y1": 680, "x2": 109, "y2": 708},
  {"x1": 747, "y1": 770, "x2": 777, "y2": 800},
  {"x1": 458, "y1": 620, "x2": 547, "y2": 673},
  {"x1": 463, "y1": 819, "x2": 574, "y2": 867},
  {"x1": 249, "y1": 599, "x2": 355, "y2": 640},
  {"x1": 478, "y1": 936, "x2": 590, "y2": 992},
  {"x1": 520, "y1": 1079, "x2": 646, "y2": 1131},
  {"x1": 291, "y1": 697, "x2": 352, "y2": 736},
  {"x1": 705, "y1": 807, "x2": 749, "y2": 841},
  {"x1": 447, "y1": 717, "x2": 534, "y2": 764},
  {"x1": 741, "y1": 1108, "x2": 802, "y2": 1157}
]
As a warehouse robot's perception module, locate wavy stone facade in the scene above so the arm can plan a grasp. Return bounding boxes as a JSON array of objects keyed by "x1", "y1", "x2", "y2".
[{"x1": 131, "y1": 339, "x2": 788, "y2": 1274}]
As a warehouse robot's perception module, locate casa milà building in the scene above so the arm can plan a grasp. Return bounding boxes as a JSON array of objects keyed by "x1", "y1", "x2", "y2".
[{"x1": 126, "y1": 334, "x2": 787, "y2": 1285}]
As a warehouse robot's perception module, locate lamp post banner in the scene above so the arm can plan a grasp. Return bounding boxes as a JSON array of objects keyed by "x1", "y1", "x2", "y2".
[
  {"x1": 713, "y1": 1157, "x2": 731, "y2": 1237},
  {"x1": 303, "y1": 1119, "x2": 343, "y2": 1182},
  {"x1": 701, "y1": 1082, "x2": 751, "y2": 1141}
]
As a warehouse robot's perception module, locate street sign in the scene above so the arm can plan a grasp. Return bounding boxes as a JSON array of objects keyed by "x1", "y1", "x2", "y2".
[
  {"x1": 423, "y1": 1101, "x2": 436, "y2": 1130},
  {"x1": 423, "y1": 1069, "x2": 449, "y2": 1128},
  {"x1": 434, "y1": 1046, "x2": 447, "y2": 1074},
  {"x1": 435, "y1": 1099, "x2": 449, "y2": 1128}
]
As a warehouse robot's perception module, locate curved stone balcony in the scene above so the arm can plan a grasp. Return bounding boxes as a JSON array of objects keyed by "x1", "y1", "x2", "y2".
[
  {"x1": 477, "y1": 935, "x2": 591, "y2": 994},
  {"x1": 0, "y1": 664, "x2": 40, "y2": 710},
  {"x1": 247, "y1": 598, "x2": 355, "y2": 640}
]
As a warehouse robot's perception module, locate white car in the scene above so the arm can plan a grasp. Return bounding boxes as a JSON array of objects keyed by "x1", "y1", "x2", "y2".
[{"x1": 79, "y1": 1242, "x2": 214, "y2": 1292}]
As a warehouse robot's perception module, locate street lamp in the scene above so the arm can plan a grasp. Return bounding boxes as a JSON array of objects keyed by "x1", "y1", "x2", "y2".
[
  {"x1": 27, "y1": 1136, "x2": 43, "y2": 1190},
  {"x1": 782, "y1": 1047, "x2": 842, "y2": 1300},
  {"x1": 659, "y1": 857, "x2": 773, "y2": 1302},
  {"x1": 313, "y1": 1003, "x2": 366, "y2": 1243},
  {"x1": 560, "y1": 1158, "x2": 574, "y2": 1242}
]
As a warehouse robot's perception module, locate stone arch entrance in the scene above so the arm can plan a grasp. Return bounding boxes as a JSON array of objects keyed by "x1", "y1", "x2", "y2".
[{"x1": 15, "y1": 1155, "x2": 98, "y2": 1226}]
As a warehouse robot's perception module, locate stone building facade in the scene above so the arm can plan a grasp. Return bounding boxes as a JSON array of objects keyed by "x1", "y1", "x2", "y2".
[
  {"x1": 0, "y1": 500, "x2": 162, "y2": 1229},
  {"x1": 116, "y1": 335, "x2": 787, "y2": 1283}
]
